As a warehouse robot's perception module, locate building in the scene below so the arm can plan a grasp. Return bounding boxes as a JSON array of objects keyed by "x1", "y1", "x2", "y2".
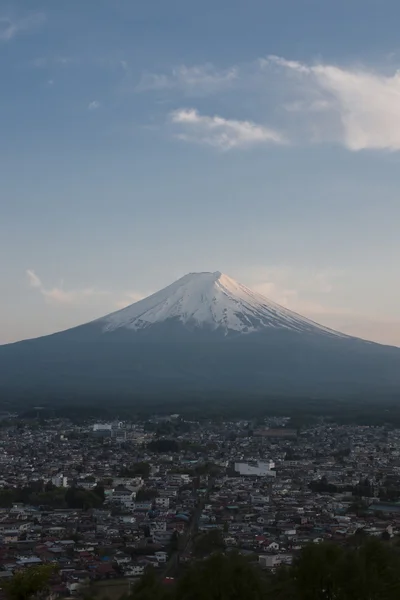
[
  {"x1": 93, "y1": 424, "x2": 112, "y2": 437},
  {"x1": 234, "y1": 461, "x2": 276, "y2": 477}
]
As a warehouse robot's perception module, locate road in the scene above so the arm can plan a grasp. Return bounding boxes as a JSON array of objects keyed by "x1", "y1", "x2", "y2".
[{"x1": 161, "y1": 476, "x2": 215, "y2": 579}]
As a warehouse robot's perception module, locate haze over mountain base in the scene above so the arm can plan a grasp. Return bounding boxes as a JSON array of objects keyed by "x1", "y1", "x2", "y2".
[{"x1": 1, "y1": 272, "x2": 399, "y2": 402}]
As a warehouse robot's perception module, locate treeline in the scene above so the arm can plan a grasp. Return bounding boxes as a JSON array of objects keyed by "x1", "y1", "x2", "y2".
[
  {"x1": 0, "y1": 481, "x2": 105, "y2": 510},
  {"x1": 7, "y1": 395, "x2": 400, "y2": 426},
  {"x1": 119, "y1": 461, "x2": 151, "y2": 478},
  {"x1": 132, "y1": 538, "x2": 400, "y2": 600}
]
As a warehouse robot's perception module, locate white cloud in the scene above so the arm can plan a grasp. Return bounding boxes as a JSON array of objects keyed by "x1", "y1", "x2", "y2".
[
  {"x1": 32, "y1": 56, "x2": 75, "y2": 68},
  {"x1": 318, "y1": 314, "x2": 400, "y2": 347},
  {"x1": 136, "y1": 64, "x2": 237, "y2": 96},
  {"x1": 26, "y1": 269, "x2": 42, "y2": 289},
  {"x1": 242, "y1": 265, "x2": 400, "y2": 345},
  {"x1": 0, "y1": 12, "x2": 45, "y2": 42},
  {"x1": 263, "y1": 55, "x2": 400, "y2": 151},
  {"x1": 88, "y1": 100, "x2": 100, "y2": 111},
  {"x1": 142, "y1": 56, "x2": 400, "y2": 152},
  {"x1": 26, "y1": 270, "x2": 145, "y2": 311},
  {"x1": 26, "y1": 270, "x2": 108, "y2": 306},
  {"x1": 170, "y1": 108, "x2": 285, "y2": 150},
  {"x1": 41, "y1": 287, "x2": 107, "y2": 305},
  {"x1": 244, "y1": 266, "x2": 346, "y2": 318},
  {"x1": 115, "y1": 291, "x2": 145, "y2": 310}
]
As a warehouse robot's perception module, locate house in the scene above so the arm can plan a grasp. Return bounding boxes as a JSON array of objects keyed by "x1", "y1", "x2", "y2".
[
  {"x1": 124, "y1": 565, "x2": 145, "y2": 577},
  {"x1": 155, "y1": 497, "x2": 170, "y2": 509},
  {"x1": 259, "y1": 554, "x2": 293, "y2": 568},
  {"x1": 155, "y1": 551, "x2": 167, "y2": 563},
  {"x1": 263, "y1": 541, "x2": 280, "y2": 551}
]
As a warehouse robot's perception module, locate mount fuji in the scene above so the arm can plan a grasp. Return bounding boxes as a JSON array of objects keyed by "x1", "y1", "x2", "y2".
[
  {"x1": 98, "y1": 271, "x2": 344, "y2": 337},
  {"x1": 1, "y1": 271, "x2": 400, "y2": 402}
]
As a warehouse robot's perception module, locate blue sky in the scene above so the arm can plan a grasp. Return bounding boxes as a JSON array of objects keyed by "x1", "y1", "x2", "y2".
[{"x1": 2, "y1": 0, "x2": 400, "y2": 345}]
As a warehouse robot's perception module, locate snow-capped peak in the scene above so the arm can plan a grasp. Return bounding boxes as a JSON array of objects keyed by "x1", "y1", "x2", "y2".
[{"x1": 99, "y1": 271, "x2": 344, "y2": 337}]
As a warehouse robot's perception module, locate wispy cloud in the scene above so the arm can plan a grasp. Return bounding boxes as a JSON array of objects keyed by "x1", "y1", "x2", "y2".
[
  {"x1": 26, "y1": 270, "x2": 145, "y2": 310},
  {"x1": 142, "y1": 56, "x2": 400, "y2": 153},
  {"x1": 317, "y1": 314, "x2": 400, "y2": 347},
  {"x1": 241, "y1": 266, "x2": 399, "y2": 345},
  {"x1": 26, "y1": 270, "x2": 109, "y2": 306},
  {"x1": 31, "y1": 56, "x2": 75, "y2": 68},
  {"x1": 136, "y1": 64, "x2": 238, "y2": 96},
  {"x1": 170, "y1": 108, "x2": 285, "y2": 150},
  {"x1": 115, "y1": 291, "x2": 145, "y2": 310},
  {"x1": 262, "y1": 55, "x2": 400, "y2": 151},
  {"x1": 0, "y1": 12, "x2": 45, "y2": 42},
  {"x1": 88, "y1": 100, "x2": 100, "y2": 111},
  {"x1": 244, "y1": 266, "x2": 346, "y2": 318},
  {"x1": 26, "y1": 269, "x2": 42, "y2": 289}
]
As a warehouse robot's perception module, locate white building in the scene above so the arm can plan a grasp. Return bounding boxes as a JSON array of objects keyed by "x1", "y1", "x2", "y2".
[
  {"x1": 259, "y1": 554, "x2": 292, "y2": 568},
  {"x1": 51, "y1": 474, "x2": 69, "y2": 487},
  {"x1": 234, "y1": 461, "x2": 276, "y2": 477}
]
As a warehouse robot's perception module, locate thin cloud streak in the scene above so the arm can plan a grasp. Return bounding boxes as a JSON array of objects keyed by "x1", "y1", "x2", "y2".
[
  {"x1": 0, "y1": 12, "x2": 45, "y2": 42},
  {"x1": 136, "y1": 64, "x2": 238, "y2": 96},
  {"x1": 170, "y1": 108, "x2": 285, "y2": 150},
  {"x1": 26, "y1": 270, "x2": 109, "y2": 306},
  {"x1": 26, "y1": 270, "x2": 144, "y2": 310},
  {"x1": 115, "y1": 292, "x2": 145, "y2": 310},
  {"x1": 88, "y1": 100, "x2": 100, "y2": 110}
]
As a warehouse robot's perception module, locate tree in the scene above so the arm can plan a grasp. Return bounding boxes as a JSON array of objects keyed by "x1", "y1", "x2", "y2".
[
  {"x1": 65, "y1": 486, "x2": 103, "y2": 509},
  {"x1": 148, "y1": 439, "x2": 179, "y2": 453},
  {"x1": 4, "y1": 565, "x2": 55, "y2": 600},
  {"x1": 93, "y1": 484, "x2": 105, "y2": 502},
  {"x1": 170, "y1": 530, "x2": 180, "y2": 552},
  {"x1": 193, "y1": 529, "x2": 224, "y2": 557},
  {"x1": 272, "y1": 539, "x2": 400, "y2": 600},
  {"x1": 131, "y1": 567, "x2": 170, "y2": 600},
  {"x1": 0, "y1": 489, "x2": 16, "y2": 508},
  {"x1": 119, "y1": 462, "x2": 151, "y2": 478},
  {"x1": 131, "y1": 538, "x2": 400, "y2": 600},
  {"x1": 176, "y1": 552, "x2": 267, "y2": 600},
  {"x1": 136, "y1": 488, "x2": 158, "y2": 501}
]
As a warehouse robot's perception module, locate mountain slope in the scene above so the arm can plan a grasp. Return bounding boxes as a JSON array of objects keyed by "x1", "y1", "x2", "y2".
[
  {"x1": 0, "y1": 271, "x2": 399, "y2": 402},
  {"x1": 98, "y1": 271, "x2": 344, "y2": 337}
]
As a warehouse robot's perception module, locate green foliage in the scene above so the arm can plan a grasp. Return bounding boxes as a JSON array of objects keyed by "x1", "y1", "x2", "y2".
[
  {"x1": 148, "y1": 439, "x2": 180, "y2": 453},
  {"x1": 131, "y1": 538, "x2": 400, "y2": 600},
  {"x1": 135, "y1": 488, "x2": 158, "y2": 501},
  {"x1": 170, "y1": 530, "x2": 180, "y2": 552},
  {"x1": 0, "y1": 482, "x2": 66, "y2": 509},
  {"x1": 0, "y1": 480, "x2": 105, "y2": 510},
  {"x1": 93, "y1": 484, "x2": 105, "y2": 502},
  {"x1": 271, "y1": 539, "x2": 400, "y2": 600},
  {"x1": 119, "y1": 462, "x2": 151, "y2": 478},
  {"x1": 177, "y1": 552, "x2": 267, "y2": 600},
  {"x1": 4, "y1": 565, "x2": 56, "y2": 600},
  {"x1": 65, "y1": 486, "x2": 104, "y2": 509},
  {"x1": 0, "y1": 489, "x2": 17, "y2": 508},
  {"x1": 193, "y1": 529, "x2": 224, "y2": 557},
  {"x1": 193, "y1": 462, "x2": 220, "y2": 476},
  {"x1": 132, "y1": 567, "x2": 171, "y2": 600}
]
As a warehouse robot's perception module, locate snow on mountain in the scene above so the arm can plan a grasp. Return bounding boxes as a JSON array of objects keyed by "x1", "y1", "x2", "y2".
[{"x1": 99, "y1": 271, "x2": 345, "y2": 337}]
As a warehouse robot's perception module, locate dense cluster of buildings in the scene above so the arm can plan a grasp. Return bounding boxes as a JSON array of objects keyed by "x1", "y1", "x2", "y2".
[{"x1": 1, "y1": 413, "x2": 400, "y2": 594}]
